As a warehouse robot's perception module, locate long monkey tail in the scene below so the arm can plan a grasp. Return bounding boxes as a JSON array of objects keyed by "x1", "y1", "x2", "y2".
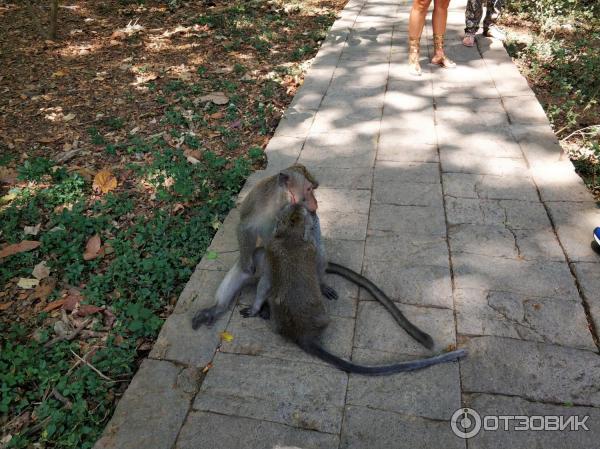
[
  {"x1": 325, "y1": 262, "x2": 434, "y2": 349},
  {"x1": 299, "y1": 338, "x2": 466, "y2": 376}
]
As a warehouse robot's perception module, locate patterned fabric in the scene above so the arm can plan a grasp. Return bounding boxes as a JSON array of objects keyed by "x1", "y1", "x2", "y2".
[{"x1": 465, "y1": 0, "x2": 505, "y2": 34}]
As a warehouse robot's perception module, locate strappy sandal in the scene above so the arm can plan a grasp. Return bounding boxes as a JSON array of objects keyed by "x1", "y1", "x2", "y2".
[
  {"x1": 431, "y1": 34, "x2": 456, "y2": 69},
  {"x1": 408, "y1": 37, "x2": 422, "y2": 76}
]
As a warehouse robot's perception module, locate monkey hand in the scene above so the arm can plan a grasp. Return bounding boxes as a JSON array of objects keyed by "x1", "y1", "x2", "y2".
[{"x1": 321, "y1": 284, "x2": 338, "y2": 300}]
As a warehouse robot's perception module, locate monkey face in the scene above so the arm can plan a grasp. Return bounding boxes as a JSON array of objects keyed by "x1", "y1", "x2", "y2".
[{"x1": 278, "y1": 167, "x2": 319, "y2": 213}]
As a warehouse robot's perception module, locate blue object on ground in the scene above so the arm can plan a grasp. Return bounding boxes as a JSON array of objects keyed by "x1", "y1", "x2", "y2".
[{"x1": 594, "y1": 227, "x2": 600, "y2": 246}]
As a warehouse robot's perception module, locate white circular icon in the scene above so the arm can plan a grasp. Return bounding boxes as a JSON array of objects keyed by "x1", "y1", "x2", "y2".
[{"x1": 451, "y1": 408, "x2": 482, "y2": 439}]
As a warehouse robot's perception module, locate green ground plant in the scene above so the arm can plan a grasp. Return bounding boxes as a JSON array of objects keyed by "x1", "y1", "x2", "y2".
[{"x1": 503, "y1": 0, "x2": 600, "y2": 191}]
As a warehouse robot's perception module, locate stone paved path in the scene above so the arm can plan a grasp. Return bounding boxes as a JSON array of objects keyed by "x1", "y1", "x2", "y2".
[{"x1": 95, "y1": 0, "x2": 600, "y2": 448}]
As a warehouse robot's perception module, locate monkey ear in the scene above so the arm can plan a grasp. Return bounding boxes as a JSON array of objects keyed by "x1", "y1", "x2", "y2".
[{"x1": 278, "y1": 171, "x2": 290, "y2": 186}]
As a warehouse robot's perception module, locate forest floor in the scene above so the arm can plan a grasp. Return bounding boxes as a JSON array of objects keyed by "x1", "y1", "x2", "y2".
[{"x1": 0, "y1": 1, "x2": 345, "y2": 448}]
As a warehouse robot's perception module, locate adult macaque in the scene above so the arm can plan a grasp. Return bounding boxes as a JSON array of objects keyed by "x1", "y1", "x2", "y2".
[
  {"x1": 192, "y1": 165, "x2": 334, "y2": 329},
  {"x1": 263, "y1": 204, "x2": 465, "y2": 375},
  {"x1": 192, "y1": 164, "x2": 434, "y2": 350}
]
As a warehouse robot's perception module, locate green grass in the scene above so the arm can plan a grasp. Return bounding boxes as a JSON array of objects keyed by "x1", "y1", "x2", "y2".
[{"x1": 0, "y1": 140, "x2": 263, "y2": 449}]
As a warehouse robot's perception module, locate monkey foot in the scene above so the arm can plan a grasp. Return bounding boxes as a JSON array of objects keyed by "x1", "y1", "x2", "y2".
[
  {"x1": 321, "y1": 284, "x2": 338, "y2": 300},
  {"x1": 258, "y1": 304, "x2": 271, "y2": 320},
  {"x1": 240, "y1": 304, "x2": 271, "y2": 320},
  {"x1": 239, "y1": 307, "x2": 256, "y2": 318},
  {"x1": 191, "y1": 307, "x2": 218, "y2": 329}
]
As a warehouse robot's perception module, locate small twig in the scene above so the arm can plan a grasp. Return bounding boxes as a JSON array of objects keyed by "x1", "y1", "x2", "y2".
[
  {"x1": 21, "y1": 416, "x2": 51, "y2": 437},
  {"x1": 560, "y1": 124, "x2": 600, "y2": 141},
  {"x1": 51, "y1": 389, "x2": 73, "y2": 409},
  {"x1": 70, "y1": 349, "x2": 113, "y2": 381},
  {"x1": 44, "y1": 317, "x2": 93, "y2": 348}
]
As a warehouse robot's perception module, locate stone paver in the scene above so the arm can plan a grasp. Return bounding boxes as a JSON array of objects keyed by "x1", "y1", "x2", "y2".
[{"x1": 94, "y1": 0, "x2": 600, "y2": 448}]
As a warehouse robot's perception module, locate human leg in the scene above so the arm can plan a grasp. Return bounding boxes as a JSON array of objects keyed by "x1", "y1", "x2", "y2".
[
  {"x1": 408, "y1": 0, "x2": 432, "y2": 75},
  {"x1": 431, "y1": 0, "x2": 456, "y2": 68}
]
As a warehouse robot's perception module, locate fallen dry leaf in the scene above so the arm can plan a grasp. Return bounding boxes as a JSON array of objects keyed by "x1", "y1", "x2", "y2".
[
  {"x1": 219, "y1": 331, "x2": 234, "y2": 342},
  {"x1": 83, "y1": 234, "x2": 102, "y2": 261},
  {"x1": 43, "y1": 299, "x2": 65, "y2": 313},
  {"x1": 93, "y1": 170, "x2": 118, "y2": 194},
  {"x1": 74, "y1": 304, "x2": 103, "y2": 317},
  {"x1": 0, "y1": 240, "x2": 41, "y2": 259},
  {"x1": 183, "y1": 148, "x2": 203, "y2": 160},
  {"x1": 32, "y1": 261, "x2": 50, "y2": 280},
  {"x1": 63, "y1": 288, "x2": 84, "y2": 311},
  {"x1": 199, "y1": 91, "x2": 229, "y2": 105},
  {"x1": 209, "y1": 111, "x2": 224, "y2": 119},
  {"x1": 0, "y1": 301, "x2": 13, "y2": 311},
  {"x1": 17, "y1": 278, "x2": 40, "y2": 289},
  {"x1": 31, "y1": 278, "x2": 56, "y2": 302}
]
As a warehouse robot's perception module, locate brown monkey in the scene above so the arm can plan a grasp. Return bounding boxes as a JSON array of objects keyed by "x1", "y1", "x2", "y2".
[
  {"x1": 192, "y1": 165, "x2": 434, "y2": 350},
  {"x1": 265, "y1": 204, "x2": 466, "y2": 375},
  {"x1": 192, "y1": 164, "x2": 336, "y2": 328}
]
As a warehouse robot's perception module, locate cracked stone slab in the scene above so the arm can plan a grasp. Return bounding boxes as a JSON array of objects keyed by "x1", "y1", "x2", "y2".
[
  {"x1": 571, "y1": 262, "x2": 600, "y2": 337},
  {"x1": 465, "y1": 393, "x2": 600, "y2": 449},
  {"x1": 94, "y1": 360, "x2": 197, "y2": 449},
  {"x1": 207, "y1": 208, "x2": 240, "y2": 253},
  {"x1": 317, "y1": 188, "x2": 372, "y2": 215},
  {"x1": 310, "y1": 166, "x2": 373, "y2": 190},
  {"x1": 436, "y1": 125, "x2": 523, "y2": 158},
  {"x1": 503, "y1": 96, "x2": 551, "y2": 126},
  {"x1": 452, "y1": 254, "x2": 580, "y2": 300},
  {"x1": 193, "y1": 352, "x2": 348, "y2": 434},
  {"x1": 510, "y1": 124, "x2": 565, "y2": 167},
  {"x1": 440, "y1": 153, "x2": 528, "y2": 176},
  {"x1": 340, "y1": 405, "x2": 466, "y2": 449},
  {"x1": 383, "y1": 90, "x2": 434, "y2": 115},
  {"x1": 364, "y1": 233, "x2": 449, "y2": 265},
  {"x1": 444, "y1": 197, "x2": 552, "y2": 230},
  {"x1": 222, "y1": 301, "x2": 354, "y2": 365},
  {"x1": 175, "y1": 411, "x2": 339, "y2": 449},
  {"x1": 460, "y1": 336, "x2": 600, "y2": 406},
  {"x1": 322, "y1": 238, "x2": 365, "y2": 317},
  {"x1": 531, "y1": 161, "x2": 594, "y2": 202},
  {"x1": 434, "y1": 96, "x2": 509, "y2": 127},
  {"x1": 172, "y1": 268, "x2": 227, "y2": 315},
  {"x1": 152, "y1": 268, "x2": 232, "y2": 366},
  {"x1": 448, "y1": 224, "x2": 565, "y2": 262},
  {"x1": 373, "y1": 181, "x2": 443, "y2": 207},
  {"x1": 456, "y1": 288, "x2": 595, "y2": 350},
  {"x1": 262, "y1": 135, "x2": 304, "y2": 171},
  {"x1": 299, "y1": 131, "x2": 377, "y2": 168},
  {"x1": 311, "y1": 105, "x2": 382, "y2": 134},
  {"x1": 322, "y1": 84, "x2": 386, "y2": 107},
  {"x1": 545, "y1": 201, "x2": 600, "y2": 262},
  {"x1": 374, "y1": 160, "x2": 441, "y2": 184},
  {"x1": 362, "y1": 258, "x2": 453, "y2": 308},
  {"x1": 320, "y1": 210, "x2": 369, "y2": 240},
  {"x1": 368, "y1": 204, "x2": 447, "y2": 237},
  {"x1": 377, "y1": 142, "x2": 439, "y2": 163},
  {"x1": 273, "y1": 107, "x2": 317, "y2": 138},
  {"x1": 442, "y1": 172, "x2": 539, "y2": 201},
  {"x1": 354, "y1": 300, "x2": 456, "y2": 354},
  {"x1": 347, "y1": 348, "x2": 461, "y2": 420},
  {"x1": 478, "y1": 39, "x2": 533, "y2": 98}
]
